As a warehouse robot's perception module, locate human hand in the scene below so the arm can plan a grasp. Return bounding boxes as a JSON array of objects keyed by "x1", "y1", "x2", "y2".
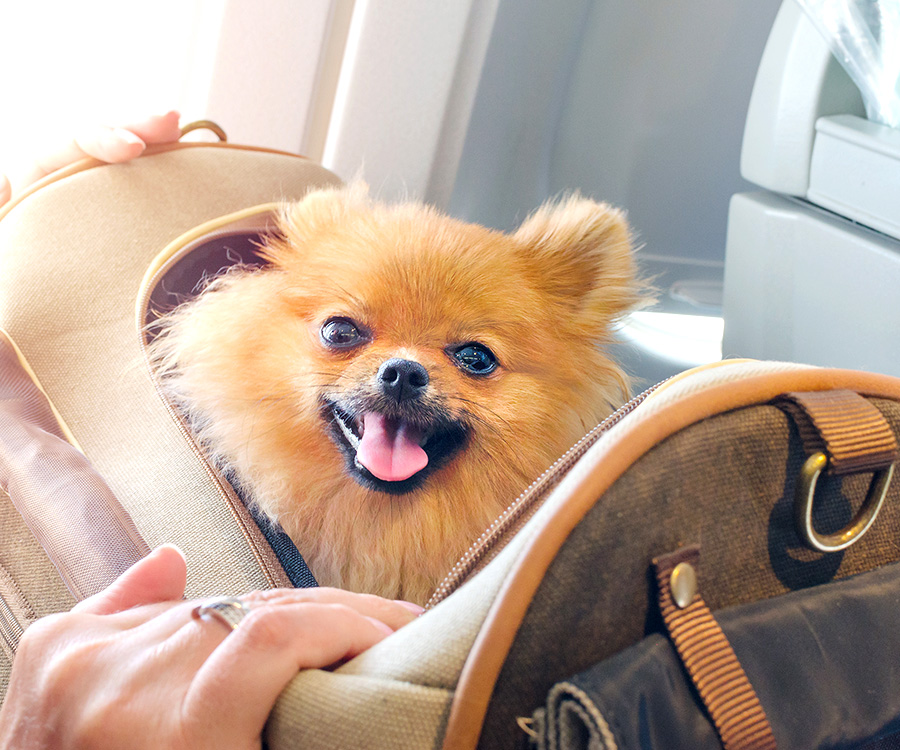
[
  {"x1": 0, "y1": 111, "x2": 182, "y2": 208},
  {"x1": 0, "y1": 545, "x2": 420, "y2": 750}
]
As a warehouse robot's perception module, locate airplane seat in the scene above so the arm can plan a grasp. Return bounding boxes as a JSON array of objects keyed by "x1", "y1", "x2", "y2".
[
  {"x1": 442, "y1": 0, "x2": 781, "y2": 387},
  {"x1": 722, "y1": 0, "x2": 900, "y2": 377}
]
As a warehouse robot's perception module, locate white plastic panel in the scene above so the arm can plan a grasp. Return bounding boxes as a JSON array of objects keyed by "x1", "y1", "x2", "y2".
[
  {"x1": 740, "y1": 0, "x2": 864, "y2": 195},
  {"x1": 808, "y1": 114, "x2": 900, "y2": 240},
  {"x1": 722, "y1": 191, "x2": 900, "y2": 376}
]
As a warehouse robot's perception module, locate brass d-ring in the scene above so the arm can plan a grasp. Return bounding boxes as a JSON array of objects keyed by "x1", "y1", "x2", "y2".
[
  {"x1": 179, "y1": 120, "x2": 227, "y2": 142},
  {"x1": 794, "y1": 451, "x2": 894, "y2": 552}
]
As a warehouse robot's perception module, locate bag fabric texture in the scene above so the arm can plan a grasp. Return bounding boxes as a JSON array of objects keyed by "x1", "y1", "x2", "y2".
[
  {"x1": 531, "y1": 558, "x2": 900, "y2": 749},
  {"x1": 1, "y1": 140, "x2": 899, "y2": 749}
]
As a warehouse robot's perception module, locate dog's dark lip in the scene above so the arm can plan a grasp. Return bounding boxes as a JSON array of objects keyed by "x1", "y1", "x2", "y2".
[{"x1": 322, "y1": 400, "x2": 468, "y2": 495}]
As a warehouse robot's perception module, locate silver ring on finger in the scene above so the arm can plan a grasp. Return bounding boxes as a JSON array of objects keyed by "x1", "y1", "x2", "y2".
[{"x1": 192, "y1": 596, "x2": 251, "y2": 632}]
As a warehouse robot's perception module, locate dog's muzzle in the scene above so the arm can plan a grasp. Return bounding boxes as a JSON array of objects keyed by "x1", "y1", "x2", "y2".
[{"x1": 323, "y1": 358, "x2": 468, "y2": 494}]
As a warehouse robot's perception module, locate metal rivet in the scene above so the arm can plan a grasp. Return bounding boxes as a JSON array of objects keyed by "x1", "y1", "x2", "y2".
[{"x1": 670, "y1": 562, "x2": 697, "y2": 608}]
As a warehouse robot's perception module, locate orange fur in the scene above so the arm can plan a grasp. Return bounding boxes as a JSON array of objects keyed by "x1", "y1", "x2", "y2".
[{"x1": 150, "y1": 183, "x2": 643, "y2": 604}]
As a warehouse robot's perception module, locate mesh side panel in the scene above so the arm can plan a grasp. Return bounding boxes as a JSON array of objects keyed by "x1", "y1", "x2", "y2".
[
  {"x1": 0, "y1": 332, "x2": 149, "y2": 600},
  {"x1": 865, "y1": 734, "x2": 900, "y2": 749}
]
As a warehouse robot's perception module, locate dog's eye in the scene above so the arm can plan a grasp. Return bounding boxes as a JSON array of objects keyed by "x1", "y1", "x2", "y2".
[
  {"x1": 450, "y1": 343, "x2": 498, "y2": 376},
  {"x1": 320, "y1": 317, "x2": 367, "y2": 349}
]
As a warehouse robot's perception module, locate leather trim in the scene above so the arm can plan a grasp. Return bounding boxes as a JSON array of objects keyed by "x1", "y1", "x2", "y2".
[
  {"x1": 0, "y1": 141, "x2": 310, "y2": 222},
  {"x1": 135, "y1": 205, "x2": 280, "y2": 335},
  {"x1": 441, "y1": 367, "x2": 900, "y2": 750}
]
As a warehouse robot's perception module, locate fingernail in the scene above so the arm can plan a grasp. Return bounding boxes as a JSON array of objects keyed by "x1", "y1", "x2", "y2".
[
  {"x1": 363, "y1": 615, "x2": 395, "y2": 637},
  {"x1": 395, "y1": 600, "x2": 425, "y2": 615},
  {"x1": 110, "y1": 127, "x2": 145, "y2": 146},
  {"x1": 153, "y1": 543, "x2": 186, "y2": 561}
]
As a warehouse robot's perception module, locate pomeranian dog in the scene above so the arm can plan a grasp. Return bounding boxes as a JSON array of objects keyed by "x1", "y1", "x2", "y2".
[{"x1": 150, "y1": 183, "x2": 642, "y2": 604}]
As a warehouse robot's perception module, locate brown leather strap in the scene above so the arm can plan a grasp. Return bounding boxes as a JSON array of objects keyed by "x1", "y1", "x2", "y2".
[
  {"x1": 653, "y1": 546, "x2": 777, "y2": 750},
  {"x1": 777, "y1": 390, "x2": 899, "y2": 475}
]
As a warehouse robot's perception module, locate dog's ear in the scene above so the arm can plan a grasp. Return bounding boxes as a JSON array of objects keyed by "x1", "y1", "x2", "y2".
[
  {"x1": 264, "y1": 181, "x2": 371, "y2": 264},
  {"x1": 513, "y1": 195, "x2": 646, "y2": 331}
]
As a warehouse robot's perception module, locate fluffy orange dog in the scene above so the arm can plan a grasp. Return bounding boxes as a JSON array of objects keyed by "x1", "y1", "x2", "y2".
[{"x1": 151, "y1": 183, "x2": 642, "y2": 604}]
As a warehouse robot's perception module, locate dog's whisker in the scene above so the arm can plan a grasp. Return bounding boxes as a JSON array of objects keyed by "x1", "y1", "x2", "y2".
[
  {"x1": 445, "y1": 397, "x2": 510, "y2": 436},
  {"x1": 191, "y1": 381, "x2": 341, "y2": 407}
]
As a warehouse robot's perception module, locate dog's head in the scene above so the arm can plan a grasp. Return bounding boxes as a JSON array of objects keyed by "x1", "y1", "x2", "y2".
[{"x1": 152, "y1": 183, "x2": 643, "y2": 512}]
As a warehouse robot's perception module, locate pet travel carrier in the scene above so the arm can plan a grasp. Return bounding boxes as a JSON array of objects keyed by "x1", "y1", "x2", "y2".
[{"x1": 1, "y1": 128, "x2": 900, "y2": 749}]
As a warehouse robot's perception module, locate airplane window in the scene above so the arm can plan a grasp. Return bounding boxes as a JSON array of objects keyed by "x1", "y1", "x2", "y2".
[
  {"x1": 0, "y1": 1, "x2": 338, "y2": 172},
  {"x1": 0, "y1": 1, "x2": 220, "y2": 171}
]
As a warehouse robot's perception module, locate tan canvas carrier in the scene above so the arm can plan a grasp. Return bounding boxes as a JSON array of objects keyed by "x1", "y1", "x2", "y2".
[{"x1": 2, "y1": 132, "x2": 900, "y2": 749}]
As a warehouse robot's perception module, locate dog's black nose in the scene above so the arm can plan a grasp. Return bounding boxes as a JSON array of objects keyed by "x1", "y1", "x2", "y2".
[{"x1": 377, "y1": 358, "x2": 429, "y2": 402}]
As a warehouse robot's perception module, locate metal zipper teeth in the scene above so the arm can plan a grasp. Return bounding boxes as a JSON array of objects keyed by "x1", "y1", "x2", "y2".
[
  {"x1": 0, "y1": 594, "x2": 24, "y2": 654},
  {"x1": 136, "y1": 242, "x2": 284, "y2": 590},
  {"x1": 424, "y1": 379, "x2": 669, "y2": 609}
]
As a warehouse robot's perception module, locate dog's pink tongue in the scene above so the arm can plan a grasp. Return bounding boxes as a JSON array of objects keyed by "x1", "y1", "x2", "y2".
[{"x1": 356, "y1": 413, "x2": 428, "y2": 482}]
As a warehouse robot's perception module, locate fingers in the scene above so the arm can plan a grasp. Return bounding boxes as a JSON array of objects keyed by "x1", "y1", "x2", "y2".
[
  {"x1": 74, "y1": 545, "x2": 188, "y2": 616},
  {"x1": 8, "y1": 111, "x2": 182, "y2": 197},
  {"x1": 0, "y1": 174, "x2": 10, "y2": 208},
  {"x1": 53, "y1": 111, "x2": 181, "y2": 168},
  {"x1": 6, "y1": 580, "x2": 418, "y2": 748},
  {"x1": 117, "y1": 110, "x2": 182, "y2": 147},
  {"x1": 183, "y1": 599, "x2": 399, "y2": 743},
  {"x1": 242, "y1": 586, "x2": 422, "y2": 630},
  {"x1": 137, "y1": 587, "x2": 420, "y2": 678},
  {"x1": 16, "y1": 130, "x2": 135, "y2": 190}
]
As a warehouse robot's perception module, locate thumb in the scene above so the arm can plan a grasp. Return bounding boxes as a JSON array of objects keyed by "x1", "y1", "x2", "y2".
[{"x1": 74, "y1": 544, "x2": 187, "y2": 615}]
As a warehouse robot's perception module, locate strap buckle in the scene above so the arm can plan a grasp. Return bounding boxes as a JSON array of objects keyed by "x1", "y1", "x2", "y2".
[{"x1": 794, "y1": 451, "x2": 894, "y2": 552}]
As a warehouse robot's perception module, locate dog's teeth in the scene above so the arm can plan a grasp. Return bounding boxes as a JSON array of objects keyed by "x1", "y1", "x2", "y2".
[{"x1": 333, "y1": 407, "x2": 360, "y2": 449}]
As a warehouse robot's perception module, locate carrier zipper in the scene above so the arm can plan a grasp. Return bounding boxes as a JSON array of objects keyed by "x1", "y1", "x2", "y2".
[
  {"x1": 0, "y1": 593, "x2": 24, "y2": 655},
  {"x1": 425, "y1": 378, "x2": 670, "y2": 609},
  {"x1": 138, "y1": 337, "x2": 288, "y2": 590},
  {"x1": 0, "y1": 562, "x2": 34, "y2": 659},
  {"x1": 135, "y1": 216, "x2": 289, "y2": 590}
]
